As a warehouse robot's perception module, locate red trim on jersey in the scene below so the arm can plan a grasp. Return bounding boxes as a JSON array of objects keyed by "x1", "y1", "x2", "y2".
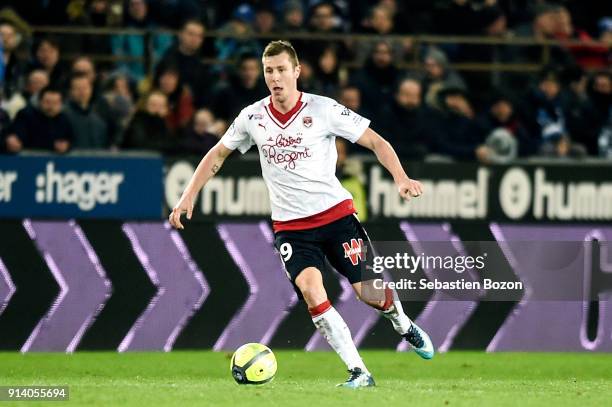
[
  {"x1": 272, "y1": 199, "x2": 356, "y2": 233},
  {"x1": 265, "y1": 93, "x2": 307, "y2": 129},
  {"x1": 268, "y1": 92, "x2": 303, "y2": 124},
  {"x1": 309, "y1": 300, "x2": 332, "y2": 317}
]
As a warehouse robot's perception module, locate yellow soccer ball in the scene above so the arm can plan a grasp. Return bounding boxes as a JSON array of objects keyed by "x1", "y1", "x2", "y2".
[{"x1": 230, "y1": 343, "x2": 277, "y2": 385}]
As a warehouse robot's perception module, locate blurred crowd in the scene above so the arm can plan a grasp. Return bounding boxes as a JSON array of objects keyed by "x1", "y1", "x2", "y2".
[{"x1": 0, "y1": 0, "x2": 610, "y2": 163}]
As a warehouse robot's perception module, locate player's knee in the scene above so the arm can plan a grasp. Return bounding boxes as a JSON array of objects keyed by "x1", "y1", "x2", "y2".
[
  {"x1": 300, "y1": 285, "x2": 326, "y2": 304},
  {"x1": 297, "y1": 280, "x2": 326, "y2": 303},
  {"x1": 295, "y1": 268, "x2": 327, "y2": 306}
]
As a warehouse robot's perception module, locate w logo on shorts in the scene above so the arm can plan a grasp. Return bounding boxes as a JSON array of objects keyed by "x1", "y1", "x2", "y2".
[{"x1": 342, "y1": 238, "x2": 366, "y2": 265}]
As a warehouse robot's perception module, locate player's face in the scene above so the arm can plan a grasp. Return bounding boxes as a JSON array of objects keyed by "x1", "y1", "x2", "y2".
[{"x1": 263, "y1": 52, "x2": 300, "y2": 105}]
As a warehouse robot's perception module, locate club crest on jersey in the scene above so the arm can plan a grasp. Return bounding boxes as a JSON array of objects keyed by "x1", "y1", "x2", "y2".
[
  {"x1": 342, "y1": 238, "x2": 366, "y2": 265},
  {"x1": 303, "y1": 116, "x2": 313, "y2": 128}
]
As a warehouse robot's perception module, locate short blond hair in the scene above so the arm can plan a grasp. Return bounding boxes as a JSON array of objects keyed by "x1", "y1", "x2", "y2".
[{"x1": 262, "y1": 40, "x2": 299, "y2": 67}]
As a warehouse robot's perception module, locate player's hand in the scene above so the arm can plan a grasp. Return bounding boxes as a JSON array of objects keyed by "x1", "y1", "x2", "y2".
[
  {"x1": 169, "y1": 193, "x2": 195, "y2": 230},
  {"x1": 397, "y1": 178, "x2": 424, "y2": 201}
]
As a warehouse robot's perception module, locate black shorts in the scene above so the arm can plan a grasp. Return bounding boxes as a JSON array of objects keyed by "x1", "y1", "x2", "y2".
[{"x1": 274, "y1": 214, "x2": 378, "y2": 298}]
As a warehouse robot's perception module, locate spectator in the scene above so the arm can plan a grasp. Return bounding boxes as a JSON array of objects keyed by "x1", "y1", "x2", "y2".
[
  {"x1": 296, "y1": 58, "x2": 323, "y2": 95},
  {"x1": 71, "y1": 56, "x2": 101, "y2": 100},
  {"x1": 315, "y1": 47, "x2": 342, "y2": 97},
  {"x1": 111, "y1": 0, "x2": 172, "y2": 80},
  {"x1": 2, "y1": 65, "x2": 50, "y2": 119},
  {"x1": 431, "y1": 87, "x2": 486, "y2": 161},
  {"x1": 215, "y1": 4, "x2": 261, "y2": 68},
  {"x1": 521, "y1": 67, "x2": 588, "y2": 158},
  {"x1": 477, "y1": 91, "x2": 532, "y2": 160},
  {"x1": 279, "y1": 0, "x2": 306, "y2": 55},
  {"x1": 309, "y1": 1, "x2": 343, "y2": 34},
  {"x1": 211, "y1": 52, "x2": 267, "y2": 122},
  {"x1": 153, "y1": 62, "x2": 194, "y2": 133},
  {"x1": 3, "y1": 68, "x2": 50, "y2": 119},
  {"x1": 378, "y1": 78, "x2": 441, "y2": 160},
  {"x1": 280, "y1": 0, "x2": 305, "y2": 33},
  {"x1": 254, "y1": 5, "x2": 277, "y2": 40},
  {"x1": 29, "y1": 37, "x2": 66, "y2": 87},
  {"x1": 589, "y1": 71, "x2": 611, "y2": 123},
  {"x1": 521, "y1": 67, "x2": 567, "y2": 154},
  {"x1": 515, "y1": 3, "x2": 574, "y2": 67},
  {"x1": 350, "y1": 40, "x2": 402, "y2": 122},
  {"x1": 5, "y1": 86, "x2": 72, "y2": 153},
  {"x1": 0, "y1": 21, "x2": 25, "y2": 98},
  {"x1": 157, "y1": 19, "x2": 215, "y2": 107},
  {"x1": 17, "y1": 69, "x2": 50, "y2": 110},
  {"x1": 64, "y1": 73, "x2": 108, "y2": 149},
  {"x1": 356, "y1": 4, "x2": 410, "y2": 64},
  {"x1": 588, "y1": 71, "x2": 612, "y2": 158},
  {"x1": 561, "y1": 66, "x2": 599, "y2": 155},
  {"x1": 303, "y1": 1, "x2": 349, "y2": 64},
  {"x1": 180, "y1": 108, "x2": 221, "y2": 155},
  {"x1": 97, "y1": 72, "x2": 136, "y2": 148},
  {"x1": 515, "y1": 3, "x2": 559, "y2": 40},
  {"x1": 553, "y1": 6, "x2": 610, "y2": 69},
  {"x1": 72, "y1": 56, "x2": 97, "y2": 86},
  {"x1": 421, "y1": 47, "x2": 467, "y2": 109},
  {"x1": 121, "y1": 90, "x2": 173, "y2": 152},
  {"x1": 455, "y1": 6, "x2": 523, "y2": 104}
]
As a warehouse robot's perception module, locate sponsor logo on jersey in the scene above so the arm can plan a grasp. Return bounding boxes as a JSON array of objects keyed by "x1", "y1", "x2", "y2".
[
  {"x1": 249, "y1": 113, "x2": 264, "y2": 120},
  {"x1": 261, "y1": 134, "x2": 312, "y2": 170},
  {"x1": 343, "y1": 238, "x2": 366, "y2": 265},
  {"x1": 303, "y1": 116, "x2": 312, "y2": 127}
]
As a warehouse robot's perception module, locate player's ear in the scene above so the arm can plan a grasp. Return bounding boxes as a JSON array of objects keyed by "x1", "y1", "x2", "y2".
[{"x1": 294, "y1": 64, "x2": 301, "y2": 80}]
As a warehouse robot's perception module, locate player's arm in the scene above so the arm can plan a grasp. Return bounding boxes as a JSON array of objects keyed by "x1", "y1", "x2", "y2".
[
  {"x1": 169, "y1": 141, "x2": 234, "y2": 229},
  {"x1": 356, "y1": 127, "x2": 423, "y2": 200}
]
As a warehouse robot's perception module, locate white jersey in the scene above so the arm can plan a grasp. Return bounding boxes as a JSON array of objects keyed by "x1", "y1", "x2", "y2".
[{"x1": 221, "y1": 92, "x2": 370, "y2": 222}]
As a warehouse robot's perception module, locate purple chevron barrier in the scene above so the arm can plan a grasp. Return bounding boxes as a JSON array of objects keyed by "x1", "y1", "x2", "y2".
[
  {"x1": 214, "y1": 222, "x2": 298, "y2": 351},
  {"x1": 119, "y1": 222, "x2": 209, "y2": 351},
  {"x1": 0, "y1": 257, "x2": 16, "y2": 317},
  {"x1": 397, "y1": 222, "x2": 484, "y2": 353},
  {"x1": 21, "y1": 220, "x2": 112, "y2": 352},
  {"x1": 3, "y1": 220, "x2": 612, "y2": 352},
  {"x1": 488, "y1": 225, "x2": 612, "y2": 352}
]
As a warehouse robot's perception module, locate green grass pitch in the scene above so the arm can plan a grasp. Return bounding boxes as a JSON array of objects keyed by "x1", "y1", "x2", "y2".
[{"x1": 1, "y1": 351, "x2": 611, "y2": 406}]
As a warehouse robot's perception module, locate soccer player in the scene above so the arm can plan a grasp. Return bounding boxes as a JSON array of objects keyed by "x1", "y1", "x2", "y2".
[{"x1": 169, "y1": 40, "x2": 434, "y2": 388}]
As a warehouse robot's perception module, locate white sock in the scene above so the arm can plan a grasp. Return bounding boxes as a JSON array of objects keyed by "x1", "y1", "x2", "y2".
[
  {"x1": 311, "y1": 304, "x2": 369, "y2": 374},
  {"x1": 380, "y1": 291, "x2": 413, "y2": 335}
]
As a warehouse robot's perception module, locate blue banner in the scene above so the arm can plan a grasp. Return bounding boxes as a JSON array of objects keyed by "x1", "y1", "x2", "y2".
[{"x1": 0, "y1": 155, "x2": 163, "y2": 219}]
